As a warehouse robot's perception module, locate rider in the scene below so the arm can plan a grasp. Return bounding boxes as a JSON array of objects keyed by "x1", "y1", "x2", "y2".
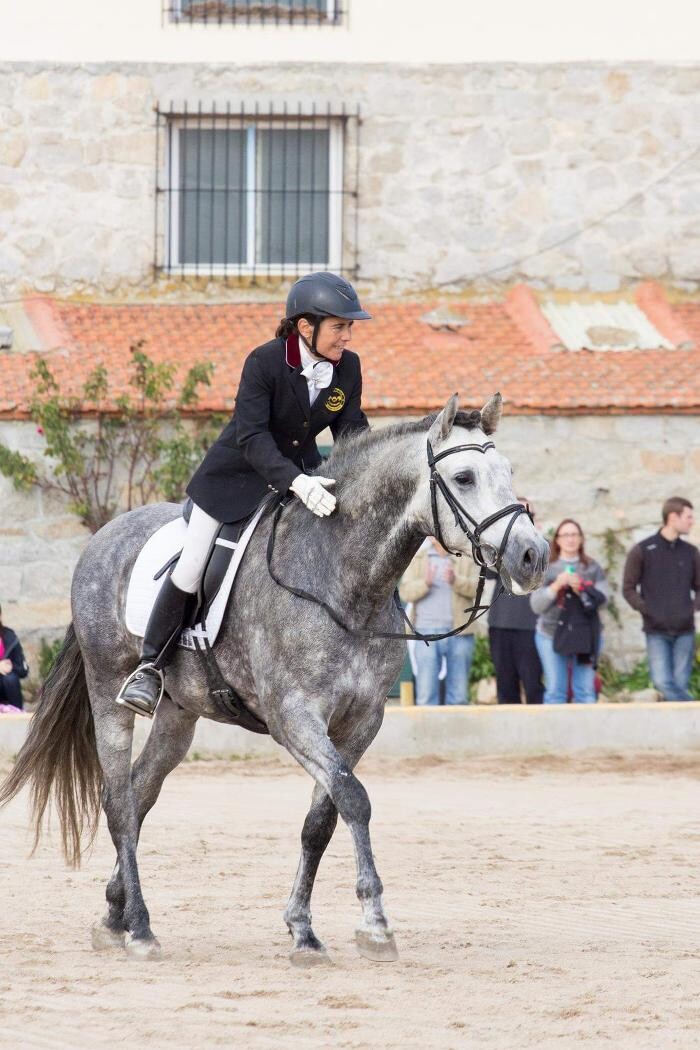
[{"x1": 116, "y1": 271, "x2": 372, "y2": 717}]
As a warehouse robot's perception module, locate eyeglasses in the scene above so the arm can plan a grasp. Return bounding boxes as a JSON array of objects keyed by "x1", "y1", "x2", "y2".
[{"x1": 557, "y1": 531, "x2": 581, "y2": 539}]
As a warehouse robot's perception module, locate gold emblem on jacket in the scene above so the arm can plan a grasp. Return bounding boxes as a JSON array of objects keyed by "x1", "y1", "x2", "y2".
[{"x1": 324, "y1": 387, "x2": 345, "y2": 412}]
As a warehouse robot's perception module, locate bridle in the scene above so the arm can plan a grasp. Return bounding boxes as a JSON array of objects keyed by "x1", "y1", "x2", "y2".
[
  {"x1": 266, "y1": 436, "x2": 533, "y2": 644},
  {"x1": 428, "y1": 438, "x2": 530, "y2": 571},
  {"x1": 417, "y1": 437, "x2": 532, "y2": 639}
]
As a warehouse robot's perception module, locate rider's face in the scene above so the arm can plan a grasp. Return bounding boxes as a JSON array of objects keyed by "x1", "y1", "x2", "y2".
[{"x1": 307, "y1": 317, "x2": 354, "y2": 363}]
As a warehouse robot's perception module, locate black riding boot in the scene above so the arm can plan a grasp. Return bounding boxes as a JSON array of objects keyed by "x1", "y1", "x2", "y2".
[{"x1": 116, "y1": 577, "x2": 194, "y2": 718}]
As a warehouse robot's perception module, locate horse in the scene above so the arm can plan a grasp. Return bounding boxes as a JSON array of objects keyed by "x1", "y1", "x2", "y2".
[{"x1": 0, "y1": 393, "x2": 548, "y2": 966}]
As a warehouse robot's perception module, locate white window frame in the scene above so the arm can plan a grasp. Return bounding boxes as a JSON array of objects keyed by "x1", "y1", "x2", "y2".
[
  {"x1": 171, "y1": 0, "x2": 339, "y2": 24},
  {"x1": 166, "y1": 117, "x2": 343, "y2": 276}
]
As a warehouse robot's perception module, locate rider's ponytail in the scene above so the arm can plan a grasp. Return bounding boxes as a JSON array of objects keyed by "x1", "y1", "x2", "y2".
[
  {"x1": 276, "y1": 313, "x2": 319, "y2": 340},
  {"x1": 276, "y1": 317, "x2": 297, "y2": 340}
]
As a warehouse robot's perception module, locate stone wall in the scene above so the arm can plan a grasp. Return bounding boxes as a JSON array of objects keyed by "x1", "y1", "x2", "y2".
[
  {"x1": 0, "y1": 421, "x2": 90, "y2": 680},
  {"x1": 0, "y1": 62, "x2": 699, "y2": 298},
  {"x1": 2, "y1": 412, "x2": 699, "y2": 684}
]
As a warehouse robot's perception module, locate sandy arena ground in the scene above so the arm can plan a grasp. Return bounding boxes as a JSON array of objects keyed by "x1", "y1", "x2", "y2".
[{"x1": 2, "y1": 752, "x2": 700, "y2": 1049}]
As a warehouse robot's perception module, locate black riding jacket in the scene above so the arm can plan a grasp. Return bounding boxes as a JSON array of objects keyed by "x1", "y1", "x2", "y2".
[{"x1": 186, "y1": 334, "x2": 369, "y2": 523}]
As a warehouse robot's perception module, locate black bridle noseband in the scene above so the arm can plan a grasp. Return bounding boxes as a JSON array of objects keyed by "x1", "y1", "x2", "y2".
[{"x1": 266, "y1": 438, "x2": 533, "y2": 644}]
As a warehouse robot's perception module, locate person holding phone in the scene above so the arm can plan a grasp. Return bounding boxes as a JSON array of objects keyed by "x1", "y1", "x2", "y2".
[{"x1": 529, "y1": 519, "x2": 608, "y2": 704}]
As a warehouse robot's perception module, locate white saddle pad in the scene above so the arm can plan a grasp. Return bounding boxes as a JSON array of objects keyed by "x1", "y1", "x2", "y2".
[{"x1": 124, "y1": 505, "x2": 266, "y2": 649}]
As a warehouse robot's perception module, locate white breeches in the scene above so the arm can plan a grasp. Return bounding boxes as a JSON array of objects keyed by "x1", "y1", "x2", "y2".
[{"x1": 170, "y1": 503, "x2": 221, "y2": 594}]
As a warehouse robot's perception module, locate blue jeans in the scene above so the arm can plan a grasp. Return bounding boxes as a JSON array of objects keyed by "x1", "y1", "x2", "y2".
[
  {"x1": 414, "y1": 631, "x2": 475, "y2": 706},
  {"x1": 645, "y1": 632, "x2": 695, "y2": 700},
  {"x1": 535, "y1": 632, "x2": 597, "y2": 704}
]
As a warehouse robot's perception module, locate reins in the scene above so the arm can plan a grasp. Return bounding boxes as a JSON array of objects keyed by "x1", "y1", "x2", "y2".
[{"x1": 266, "y1": 437, "x2": 532, "y2": 645}]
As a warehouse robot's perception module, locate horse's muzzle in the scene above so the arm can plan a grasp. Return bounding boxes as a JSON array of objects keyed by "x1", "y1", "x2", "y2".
[{"x1": 500, "y1": 533, "x2": 549, "y2": 595}]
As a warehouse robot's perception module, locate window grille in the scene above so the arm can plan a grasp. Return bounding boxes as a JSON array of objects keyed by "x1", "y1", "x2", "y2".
[
  {"x1": 165, "y1": 0, "x2": 342, "y2": 26},
  {"x1": 154, "y1": 102, "x2": 360, "y2": 281}
]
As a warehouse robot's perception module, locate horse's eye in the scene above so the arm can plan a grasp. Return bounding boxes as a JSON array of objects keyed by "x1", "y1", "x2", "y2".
[{"x1": 454, "y1": 471, "x2": 475, "y2": 486}]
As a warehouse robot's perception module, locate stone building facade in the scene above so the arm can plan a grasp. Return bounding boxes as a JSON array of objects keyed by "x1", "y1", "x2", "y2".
[{"x1": 0, "y1": 62, "x2": 699, "y2": 299}]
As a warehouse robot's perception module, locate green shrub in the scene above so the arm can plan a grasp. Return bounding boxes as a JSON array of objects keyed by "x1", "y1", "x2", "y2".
[
  {"x1": 0, "y1": 345, "x2": 221, "y2": 533},
  {"x1": 470, "y1": 634, "x2": 495, "y2": 685},
  {"x1": 38, "y1": 637, "x2": 63, "y2": 681}
]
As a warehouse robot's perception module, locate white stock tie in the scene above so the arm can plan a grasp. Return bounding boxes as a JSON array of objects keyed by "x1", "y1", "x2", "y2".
[
  {"x1": 301, "y1": 359, "x2": 333, "y2": 389},
  {"x1": 300, "y1": 359, "x2": 334, "y2": 404}
]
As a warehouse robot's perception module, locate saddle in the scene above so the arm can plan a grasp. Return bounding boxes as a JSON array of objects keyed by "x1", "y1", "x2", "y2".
[
  {"x1": 124, "y1": 499, "x2": 267, "y2": 650},
  {"x1": 124, "y1": 499, "x2": 271, "y2": 735}
]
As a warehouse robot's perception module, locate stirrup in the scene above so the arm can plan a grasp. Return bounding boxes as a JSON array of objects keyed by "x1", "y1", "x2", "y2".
[{"x1": 115, "y1": 663, "x2": 164, "y2": 719}]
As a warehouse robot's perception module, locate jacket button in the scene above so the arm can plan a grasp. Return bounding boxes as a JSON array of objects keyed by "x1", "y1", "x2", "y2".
[
  {"x1": 292, "y1": 439, "x2": 300, "y2": 447},
  {"x1": 302, "y1": 422, "x2": 309, "y2": 428}
]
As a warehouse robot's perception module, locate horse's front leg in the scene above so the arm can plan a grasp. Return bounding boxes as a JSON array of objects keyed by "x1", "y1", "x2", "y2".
[{"x1": 275, "y1": 702, "x2": 398, "y2": 964}]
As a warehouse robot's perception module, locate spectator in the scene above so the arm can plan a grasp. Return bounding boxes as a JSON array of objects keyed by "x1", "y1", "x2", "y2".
[
  {"x1": 530, "y1": 519, "x2": 608, "y2": 704},
  {"x1": 623, "y1": 496, "x2": 700, "y2": 701},
  {"x1": 399, "y1": 537, "x2": 480, "y2": 705},
  {"x1": 0, "y1": 604, "x2": 29, "y2": 710},
  {"x1": 487, "y1": 498, "x2": 543, "y2": 704}
]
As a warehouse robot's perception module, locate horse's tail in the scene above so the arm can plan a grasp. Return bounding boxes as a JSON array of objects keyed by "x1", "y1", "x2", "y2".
[{"x1": 0, "y1": 622, "x2": 102, "y2": 868}]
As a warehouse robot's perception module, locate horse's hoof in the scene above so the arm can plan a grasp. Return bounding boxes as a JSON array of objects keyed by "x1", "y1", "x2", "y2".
[
  {"x1": 124, "y1": 933, "x2": 162, "y2": 961},
  {"x1": 355, "y1": 928, "x2": 399, "y2": 962},
  {"x1": 289, "y1": 946, "x2": 332, "y2": 968},
  {"x1": 91, "y1": 922, "x2": 125, "y2": 952}
]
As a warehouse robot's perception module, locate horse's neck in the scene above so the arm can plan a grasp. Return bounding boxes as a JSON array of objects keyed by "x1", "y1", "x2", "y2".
[{"x1": 313, "y1": 433, "x2": 425, "y2": 624}]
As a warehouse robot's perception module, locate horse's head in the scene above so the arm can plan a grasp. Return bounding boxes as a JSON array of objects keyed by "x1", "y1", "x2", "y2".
[{"x1": 415, "y1": 393, "x2": 549, "y2": 594}]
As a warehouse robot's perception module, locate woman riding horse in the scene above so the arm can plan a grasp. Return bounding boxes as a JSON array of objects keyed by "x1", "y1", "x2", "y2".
[{"x1": 117, "y1": 271, "x2": 372, "y2": 717}]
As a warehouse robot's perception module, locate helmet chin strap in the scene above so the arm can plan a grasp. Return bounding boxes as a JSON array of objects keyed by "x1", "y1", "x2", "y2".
[{"x1": 309, "y1": 317, "x2": 337, "y2": 364}]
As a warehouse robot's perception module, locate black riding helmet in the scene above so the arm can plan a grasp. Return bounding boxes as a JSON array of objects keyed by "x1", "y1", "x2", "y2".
[{"x1": 286, "y1": 271, "x2": 371, "y2": 358}]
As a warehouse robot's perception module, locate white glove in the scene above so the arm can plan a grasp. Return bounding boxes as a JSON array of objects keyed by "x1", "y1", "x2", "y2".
[{"x1": 290, "y1": 474, "x2": 337, "y2": 517}]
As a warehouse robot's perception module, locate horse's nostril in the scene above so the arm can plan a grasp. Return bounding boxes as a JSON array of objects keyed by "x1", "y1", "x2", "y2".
[{"x1": 522, "y1": 547, "x2": 535, "y2": 569}]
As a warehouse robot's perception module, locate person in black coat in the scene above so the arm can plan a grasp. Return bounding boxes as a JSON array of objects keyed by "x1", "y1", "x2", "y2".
[
  {"x1": 486, "y1": 498, "x2": 544, "y2": 704},
  {"x1": 117, "y1": 271, "x2": 372, "y2": 717},
  {"x1": 0, "y1": 606, "x2": 29, "y2": 710}
]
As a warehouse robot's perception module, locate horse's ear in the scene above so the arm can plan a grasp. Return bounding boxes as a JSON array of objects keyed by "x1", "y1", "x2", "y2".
[
  {"x1": 480, "y1": 392, "x2": 502, "y2": 435},
  {"x1": 428, "y1": 393, "x2": 459, "y2": 447}
]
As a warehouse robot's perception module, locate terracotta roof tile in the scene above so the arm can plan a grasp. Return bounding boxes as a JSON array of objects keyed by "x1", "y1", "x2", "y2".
[{"x1": 0, "y1": 284, "x2": 698, "y2": 419}]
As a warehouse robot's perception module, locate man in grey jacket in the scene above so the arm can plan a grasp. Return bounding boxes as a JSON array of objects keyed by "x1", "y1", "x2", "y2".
[{"x1": 623, "y1": 497, "x2": 700, "y2": 701}]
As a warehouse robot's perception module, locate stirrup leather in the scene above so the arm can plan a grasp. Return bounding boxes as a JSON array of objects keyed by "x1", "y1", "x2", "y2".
[{"x1": 115, "y1": 663, "x2": 165, "y2": 718}]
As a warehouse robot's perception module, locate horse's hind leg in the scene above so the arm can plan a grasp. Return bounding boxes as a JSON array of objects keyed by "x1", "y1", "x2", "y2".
[
  {"x1": 283, "y1": 783, "x2": 337, "y2": 966},
  {"x1": 94, "y1": 695, "x2": 197, "y2": 955}
]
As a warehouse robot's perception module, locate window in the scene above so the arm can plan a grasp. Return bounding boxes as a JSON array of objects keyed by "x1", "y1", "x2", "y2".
[
  {"x1": 155, "y1": 103, "x2": 359, "y2": 280},
  {"x1": 166, "y1": 0, "x2": 342, "y2": 26}
]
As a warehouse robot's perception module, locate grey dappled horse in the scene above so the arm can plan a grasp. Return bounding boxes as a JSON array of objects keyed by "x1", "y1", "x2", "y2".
[{"x1": 1, "y1": 395, "x2": 548, "y2": 965}]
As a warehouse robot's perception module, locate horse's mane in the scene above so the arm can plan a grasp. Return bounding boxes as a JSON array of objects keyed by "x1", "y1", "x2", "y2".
[{"x1": 325, "y1": 409, "x2": 483, "y2": 476}]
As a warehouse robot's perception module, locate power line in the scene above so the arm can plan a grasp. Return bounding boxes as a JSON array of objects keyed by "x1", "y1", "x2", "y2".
[{"x1": 435, "y1": 144, "x2": 700, "y2": 288}]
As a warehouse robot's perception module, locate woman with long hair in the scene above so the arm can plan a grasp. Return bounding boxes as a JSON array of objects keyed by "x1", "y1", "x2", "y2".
[
  {"x1": 0, "y1": 604, "x2": 29, "y2": 710},
  {"x1": 529, "y1": 518, "x2": 608, "y2": 703},
  {"x1": 116, "y1": 271, "x2": 372, "y2": 717}
]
